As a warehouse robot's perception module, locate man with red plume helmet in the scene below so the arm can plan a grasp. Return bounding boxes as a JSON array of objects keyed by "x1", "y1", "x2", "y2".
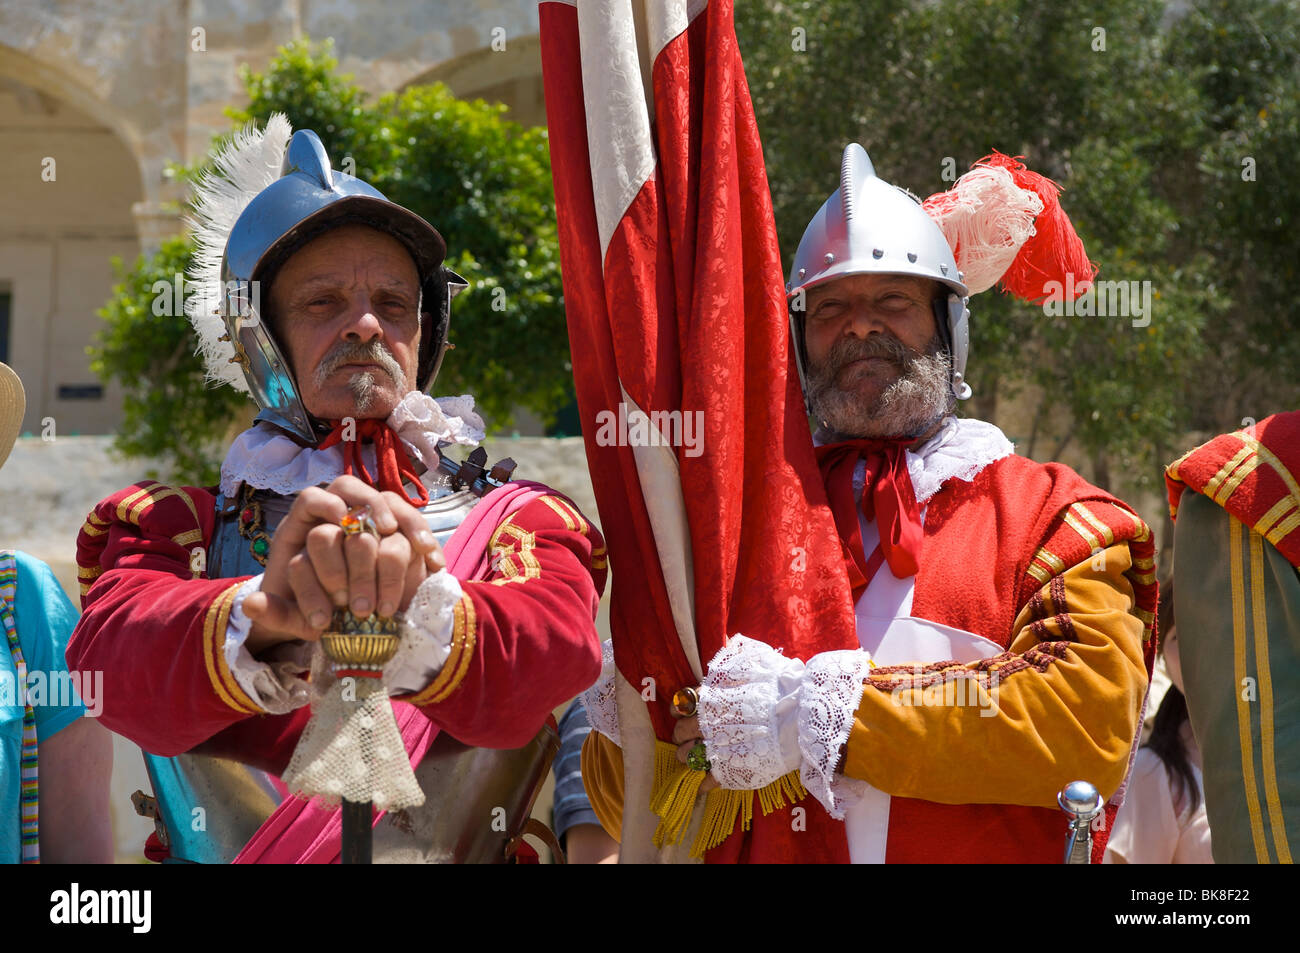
[
  {"x1": 581, "y1": 145, "x2": 1159, "y2": 863},
  {"x1": 66, "y1": 116, "x2": 605, "y2": 863}
]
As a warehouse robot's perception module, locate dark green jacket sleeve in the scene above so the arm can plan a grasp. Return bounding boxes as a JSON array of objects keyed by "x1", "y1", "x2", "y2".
[{"x1": 1173, "y1": 490, "x2": 1300, "y2": 863}]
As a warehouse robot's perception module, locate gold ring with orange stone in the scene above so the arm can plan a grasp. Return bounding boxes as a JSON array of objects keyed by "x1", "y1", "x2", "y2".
[
  {"x1": 340, "y1": 504, "x2": 380, "y2": 539},
  {"x1": 671, "y1": 687, "x2": 698, "y2": 718}
]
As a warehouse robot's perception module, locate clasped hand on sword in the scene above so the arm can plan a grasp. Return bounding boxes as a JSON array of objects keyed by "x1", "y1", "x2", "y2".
[{"x1": 243, "y1": 474, "x2": 445, "y2": 655}]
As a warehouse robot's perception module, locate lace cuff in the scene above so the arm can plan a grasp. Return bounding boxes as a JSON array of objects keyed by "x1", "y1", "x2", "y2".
[
  {"x1": 796, "y1": 649, "x2": 874, "y2": 819},
  {"x1": 696, "y1": 635, "x2": 805, "y2": 791},
  {"x1": 580, "y1": 639, "x2": 620, "y2": 746},
  {"x1": 387, "y1": 570, "x2": 463, "y2": 694},
  {"x1": 224, "y1": 575, "x2": 312, "y2": 715}
]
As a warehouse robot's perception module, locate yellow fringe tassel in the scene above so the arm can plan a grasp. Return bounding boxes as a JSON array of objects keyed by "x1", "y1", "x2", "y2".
[
  {"x1": 650, "y1": 741, "x2": 706, "y2": 849},
  {"x1": 649, "y1": 740, "x2": 810, "y2": 858}
]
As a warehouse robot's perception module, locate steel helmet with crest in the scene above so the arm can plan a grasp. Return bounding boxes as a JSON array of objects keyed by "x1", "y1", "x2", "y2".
[
  {"x1": 186, "y1": 114, "x2": 467, "y2": 447},
  {"x1": 785, "y1": 142, "x2": 1098, "y2": 415}
]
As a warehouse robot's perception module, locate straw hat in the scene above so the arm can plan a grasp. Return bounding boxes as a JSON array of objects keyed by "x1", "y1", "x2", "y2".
[{"x1": 0, "y1": 362, "x2": 25, "y2": 471}]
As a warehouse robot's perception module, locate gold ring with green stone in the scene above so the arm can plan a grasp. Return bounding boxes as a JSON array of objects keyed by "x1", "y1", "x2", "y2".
[{"x1": 687, "y1": 742, "x2": 711, "y2": 772}]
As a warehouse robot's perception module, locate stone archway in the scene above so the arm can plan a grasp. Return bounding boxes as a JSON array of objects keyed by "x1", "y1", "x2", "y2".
[
  {"x1": 400, "y1": 32, "x2": 547, "y2": 129},
  {"x1": 0, "y1": 49, "x2": 148, "y2": 437},
  {"x1": 0, "y1": 1, "x2": 192, "y2": 251}
]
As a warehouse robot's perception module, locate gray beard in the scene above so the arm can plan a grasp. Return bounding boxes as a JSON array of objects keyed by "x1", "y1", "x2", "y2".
[
  {"x1": 347, "y1": 371, "x2": 378, "y2": 414},
  {"x1": 806, "y1": 335, "x2": 955, "y2": 440}
]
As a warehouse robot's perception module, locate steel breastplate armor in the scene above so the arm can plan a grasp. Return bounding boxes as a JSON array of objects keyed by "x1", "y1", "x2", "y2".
[{"x1": 141, "y1": 479, "x2": 557, "y2": 863}]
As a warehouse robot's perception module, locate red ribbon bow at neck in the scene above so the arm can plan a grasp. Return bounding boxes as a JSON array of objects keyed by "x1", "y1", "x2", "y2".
[
  {"x1": 319, "y1": 418, "x2": 431, "y2": 507},
  {"x1": 814, "y1": 438, "x2": 924, "y2": 602}
]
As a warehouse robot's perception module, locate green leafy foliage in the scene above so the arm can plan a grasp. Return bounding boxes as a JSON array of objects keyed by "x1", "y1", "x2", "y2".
[
  {"x1": 736, "y1": 0, "x2": 1296, "y2": 498},
  {"x1": 90, "y1": 237, "x2": 247, "y2": 485},
  {"x1": 1166, "y1": 0, "x2": 1300, "y2": 432}
]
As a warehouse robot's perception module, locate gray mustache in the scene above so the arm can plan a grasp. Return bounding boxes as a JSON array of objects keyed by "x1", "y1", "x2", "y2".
[
  {"x1": 314, "y1": 341, "x2": 404, "y2": 388},
  {"x1": 824, "y1": 333, "x2": 915, "y2": 373}
]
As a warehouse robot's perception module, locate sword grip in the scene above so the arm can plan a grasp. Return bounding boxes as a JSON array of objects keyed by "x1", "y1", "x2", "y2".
[{"x1": 341, "y1": 799, "x2": 373, "y2": 864}]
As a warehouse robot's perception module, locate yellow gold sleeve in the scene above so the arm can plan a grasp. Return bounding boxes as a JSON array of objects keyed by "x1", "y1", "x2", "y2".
[
  {"x1": 580, "y1": 730, "x2": 625, "y2": 842},
  {"x1": 842, "y1": 542, "x2": 1148, "y2": 807}
]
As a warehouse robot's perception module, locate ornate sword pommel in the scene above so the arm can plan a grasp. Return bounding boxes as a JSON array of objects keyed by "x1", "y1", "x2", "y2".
[
  {"x1": 320, "y1": 609, "x2": 401, "y2": 672},
  {"x1": 1058, "y1": 779, "x2": 1103, "y2": 865}
]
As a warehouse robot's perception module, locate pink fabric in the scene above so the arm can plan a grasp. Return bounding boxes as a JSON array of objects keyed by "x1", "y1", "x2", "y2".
[{"x1": 234, "y1": 480, "x2": 549, "y2": 864}]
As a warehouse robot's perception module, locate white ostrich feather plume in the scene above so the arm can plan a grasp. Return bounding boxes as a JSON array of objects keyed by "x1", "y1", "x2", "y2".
[
  {"x1": 184, "y1": 113, "x2": 294, "y2": 392},
  {"x1": 925, "y1": 164, "x2": 1043, "y2": 295}
]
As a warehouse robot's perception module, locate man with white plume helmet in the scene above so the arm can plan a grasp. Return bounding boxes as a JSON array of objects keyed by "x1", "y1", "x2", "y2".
[
  {"x1": 66, "y1": 115, "x2": 606, "y2": 863},
  {"x1": 582, "y1": 144, "x2": 1160, "y2": 862}
]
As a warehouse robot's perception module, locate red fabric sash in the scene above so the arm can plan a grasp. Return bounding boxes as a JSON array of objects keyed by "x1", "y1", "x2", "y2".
[
  {"x1": 319, "y1": 418, "x2": 430, "y2": 507},
  {"x1": 815, "y1": 439, "x2": 923, "y2": 600}
]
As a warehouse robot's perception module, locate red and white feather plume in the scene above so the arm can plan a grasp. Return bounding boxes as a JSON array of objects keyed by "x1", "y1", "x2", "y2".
[{"x1": 922, "y1": 151, "x2": 1097, "y2": 304}]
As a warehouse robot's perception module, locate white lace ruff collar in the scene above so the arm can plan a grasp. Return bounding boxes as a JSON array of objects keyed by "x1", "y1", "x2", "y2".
[
  {"x1": 219, "y1": 392, "x2": 486, "y2": 497},
  {"x1": 814, "y1": 415, "x2": 1015, "y2": 504}
]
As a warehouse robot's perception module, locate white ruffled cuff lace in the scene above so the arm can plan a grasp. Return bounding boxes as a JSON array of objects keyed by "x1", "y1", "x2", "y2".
[
  {"x1": 580, "y1": 639, "x2": 621, "y2": 746},
  {"x1": 224, "y1": 575, "x2": 312, "y2": 715},
  {"x1": 696, "y1": 635, "x2": 805, "y2": 791},
  {"x1": 796, "y1": 649, "x2": 875, "y2": 819},
  {"x1": 387, "y1": 570, "x2": 464, "y2": 695}
]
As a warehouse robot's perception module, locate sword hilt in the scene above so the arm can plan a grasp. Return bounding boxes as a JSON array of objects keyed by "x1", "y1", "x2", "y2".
[
  {"x1": 324, "y1": 608, "x2": 394, "y2": 866},
  {"x1": 1058, "y1": 780, "x2": 1103, "y2": 864}
]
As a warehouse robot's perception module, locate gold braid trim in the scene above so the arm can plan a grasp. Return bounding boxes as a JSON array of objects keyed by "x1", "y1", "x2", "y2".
[
  {"x1": 174, "y1": 528, "x2": 205, "y2": 549},
  {"x1": 203, "y1": 581, "x2": 259, "y2": 714},
  {"x1": 77, "y1": 563, "x2": 104, "y2": 599},
  {"x1": 1255, "y1": 497, "x2": 1298, "y2": 540},
  {"x1": 1071, "y1": 502, "x2": 1117, "y2": 547},
  {"x1": 407, "y1": 594, "x2": 477, "y2": 707},
  {"x1": 649, "y1": 740, "x2": 809, "y2": 858},
  {"x1": 116, "y1": 483, "x2": 158, "y2": 522},
  {"x1": 1026, "y1": 544, "x2": 1066, "y2": 587},
  {"x1": 1204, "y1": 446, "x2": 1256, "y2": 502},
  {"x1": 103, "y1": 483, "x2": 206, "y2": 553},
  {"x1": 1236, "y1": 432, "x2": 1300, "y2": 502},
  {"x1": 1249, "y1": 526, "x2": 1293, "y2": 862},
  {"x1": 538, "y1": 495, "x2": 606, "y2": 569},
  {"x1": 1229, "y1": 516, "x2": 1270, "y2": 861},
  {"x1": 487, "y1": 522, "x2": 542, "y2": 585},
  {"x1": 79, "y1": 511, "x2": 110, "y2": 538},
  {"x1": 539, "y1": 495, "x2": 577, "y2": 532}
]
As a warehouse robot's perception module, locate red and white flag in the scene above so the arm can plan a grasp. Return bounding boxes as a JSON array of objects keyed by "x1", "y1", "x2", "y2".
[{"x1": 540, "y1": 0, "x2": 858, "y2": 862}]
